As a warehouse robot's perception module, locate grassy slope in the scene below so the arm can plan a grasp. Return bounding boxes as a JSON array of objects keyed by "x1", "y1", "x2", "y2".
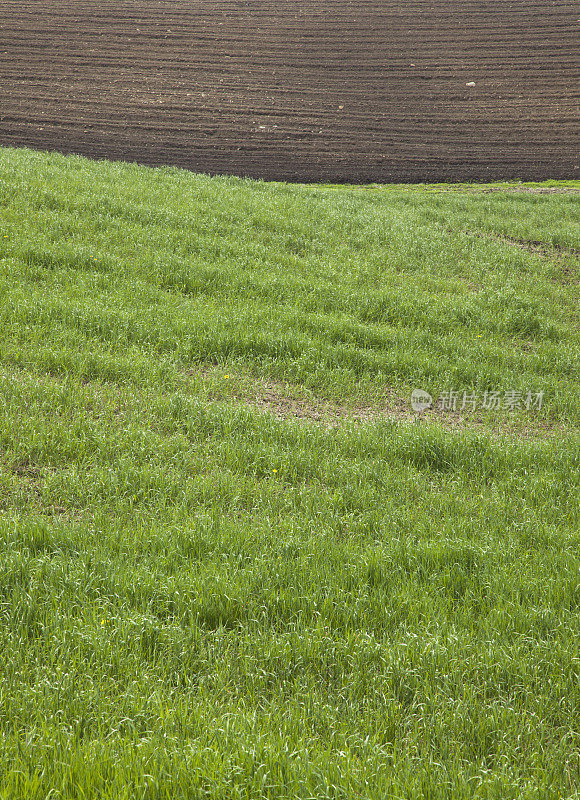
[{"x1": 0, "y1": 146, "x2": 579, "y2": 799}]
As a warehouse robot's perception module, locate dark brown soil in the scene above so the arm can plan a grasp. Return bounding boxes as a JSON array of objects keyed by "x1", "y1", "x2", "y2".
[{"x1": 0, "y1": 1, "x2": 578, "y2": 182}]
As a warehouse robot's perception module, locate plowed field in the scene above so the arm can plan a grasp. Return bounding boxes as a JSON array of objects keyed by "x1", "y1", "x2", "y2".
[{"x1": 0, "y1": 1, "x2": 578, "y2": 182}]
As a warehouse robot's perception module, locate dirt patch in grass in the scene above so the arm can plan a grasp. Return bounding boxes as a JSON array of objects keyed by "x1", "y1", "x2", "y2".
[
  {"x1": 483, "y1": 231, "x2": 579, "y2": 285},
  {"x1": 6, "y1": 468, "x2": 56, "y2": 514},
  {"x1": 433, "y1": 186, "x2": 580, "y2": 195},
  {"x1": 488, "y1": 232, "x2": 578, "y2": 258},
  {"x1": 459, "y1": 230, "x2": 579, "y2": 286},
  {"x1": 463, "y1": 229, "x2": 579, "y2": 259},
  {"x1": 482, "y1": 186, "x2": 580, "y2": 195},
  {"x1": 192, "y1": 367, "x2": 573, "y2": 440},
  {"x1": 10, "y1": 459, "x2": 42, "y2": 479},
  {"x1": 240, "y1": 382, "x2": 403, "y2": 426},
  {"x1": 558, "y1": 264, "x2": 579, "y2": 285},
  {"x1": 197, "y1": 370, "x2": 399, "y2": 426}
]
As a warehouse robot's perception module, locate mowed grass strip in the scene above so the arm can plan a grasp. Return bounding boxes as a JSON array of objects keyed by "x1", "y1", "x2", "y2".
[{"x1": 0, "y1": 146, "x2": 579, "y2": 799}]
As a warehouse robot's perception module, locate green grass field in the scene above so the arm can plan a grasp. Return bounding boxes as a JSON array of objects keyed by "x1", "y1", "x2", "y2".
[{"x1": 0, "y1": 146, "x2": 579, "y2": 799}]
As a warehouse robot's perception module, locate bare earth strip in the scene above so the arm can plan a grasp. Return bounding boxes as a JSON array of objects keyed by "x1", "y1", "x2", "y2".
[
  {"x1": 0, "y1": 1, "x2": 578, "y2": 182},
  {"x1": 191, "y1": 367, "x2": 573, "y2": 441}
]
